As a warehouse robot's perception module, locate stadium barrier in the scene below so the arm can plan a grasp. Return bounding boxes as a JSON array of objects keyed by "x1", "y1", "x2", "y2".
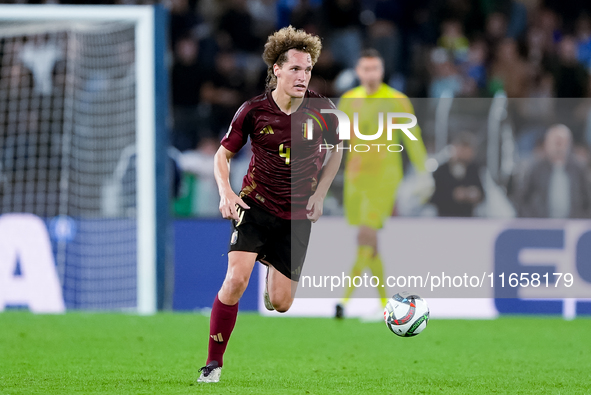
[
  {"x1": 258, "y1": 217, "x2": 591, "y2": 319},
  {"x1": 2, "y1": 216, "x2": 589, "y2": 317}
]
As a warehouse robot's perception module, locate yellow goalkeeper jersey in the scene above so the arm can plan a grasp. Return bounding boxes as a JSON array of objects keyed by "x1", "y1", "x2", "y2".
[
  {"x1": 339, "y1": 83, "x2": 428, "y2": 228},
  {"x1": 338, "y1": 83, "x2": 427, "y2": 180}
]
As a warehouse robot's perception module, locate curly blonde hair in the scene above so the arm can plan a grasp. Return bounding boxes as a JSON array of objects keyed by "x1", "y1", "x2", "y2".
[{"x1": 262, "y1": 26, "x2": 322, "y2": 90}]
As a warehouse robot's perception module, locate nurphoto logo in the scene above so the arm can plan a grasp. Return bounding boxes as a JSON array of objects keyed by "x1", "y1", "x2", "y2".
[{"x1": 306, "y1": 109, "x2": 418, "y2": 152}]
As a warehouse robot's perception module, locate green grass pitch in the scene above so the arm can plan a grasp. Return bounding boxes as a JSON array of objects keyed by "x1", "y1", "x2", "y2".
[{"x1": 0, "y1": 311, "x2": 590, "y2": 394}]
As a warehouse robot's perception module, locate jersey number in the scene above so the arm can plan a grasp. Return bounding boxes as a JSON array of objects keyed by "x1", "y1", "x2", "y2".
[{"x1": 279, "y1": 144, "x2": 290, "y2": 165}]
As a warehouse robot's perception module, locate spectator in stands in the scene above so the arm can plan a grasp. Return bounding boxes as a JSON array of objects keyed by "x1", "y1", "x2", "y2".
[
  {"x1": 489, "y1": 38, "x2": 531, "y2": 97},
  {"x1": 484, "y1": 11, "x2": 508, "y2": 53},
  {"x1": 289, "y1": 0, "x2": 322, "y2": 35},
  {"x1": 430, "y1": 0, "x2": 485, "y2": 40},
  {"x1": 430, "y1": 132, "x2": 484, "y2": 217},
  {"x1": 573, "y1": 143, "x2": 591, "y2": 174},
  {"x1": 428, "y1": 47, "x2": 463, "y2": 98},
  {"x1": 438, "y1": 19, "x2": 469, "y2": 64},
  {"x1": 201, "y1": 51, "x2": 246, "y2": 137},
  {"x1": 366, "y1": 0, "x2": 401, "y2": 83},
  {"x1": 525, "y1": 25, "x2": 552, "y2": 76},
  {"x1": 177, "y1": 137, "x2": 219, "y2": 217},
  {"x1": 171, "y1": 35, "x2": 208, "y2": 151},
  {"x1": 247, "y1": 0, "x2": 278, "y2": 40},
  {"x1": 506, "y1": 0, "x2": 528, "y2": 39},
  {"x1": 537, "y1": 7, "x2": 561, "y2": 45},
  {"x1": 512, "y1": 70, "x2": 555, "y2": 156},
  {"x1": 515, "y1": 124, "x2": 591, "y2": 218},
  {"x1": 167, "y1": 0, "x2": 202, "y2": 47},
  {"x1": 544, "y1": 0, "x2": 591, "y2": 30},
  {"x1": 576, "y1": 14, "x2": 591, "y2": 72},
  {"x1": 461, "y1": 38, "x2": 488, "y2": 95},
  {"x1": 307, "y1": 48, "x2": 340, "y2": 96},
  {"x1": 548, "y1": 36, "x2": 590, "y2": 98},
  {"x1": 322, "y1": 0, "x2": 362, "y2": 69},
  {"x1": 217, "y1": 0, "x2": 260, "y2": 52}
]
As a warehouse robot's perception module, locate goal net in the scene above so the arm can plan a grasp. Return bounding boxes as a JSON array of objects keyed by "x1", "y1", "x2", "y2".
[{"x1": 0, "y1": 5, "x2": 167, "y2": 313}]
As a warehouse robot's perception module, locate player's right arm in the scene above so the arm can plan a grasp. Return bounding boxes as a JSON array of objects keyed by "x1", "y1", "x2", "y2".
[
  {"x1": 214, "y1": 145, "x2": 250, "y2": 221},
  {"x1": 215, "y1": 100, "x2": 253, "y2": 220}
]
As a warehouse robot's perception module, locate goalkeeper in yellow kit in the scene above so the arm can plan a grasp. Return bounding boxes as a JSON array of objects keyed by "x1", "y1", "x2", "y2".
[{"x1": 335, "y1": 49, "x2": 429, "y2": 318}]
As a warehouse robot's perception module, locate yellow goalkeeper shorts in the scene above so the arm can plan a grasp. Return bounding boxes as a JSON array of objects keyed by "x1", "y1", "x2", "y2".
[{"x1": 343, "y1": 175, "x2": 400, "y2": 230}]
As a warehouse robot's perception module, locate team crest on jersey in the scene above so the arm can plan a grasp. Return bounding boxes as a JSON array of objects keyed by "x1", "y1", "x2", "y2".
[{"x1": 302, "y1": 119, "x2": 312, "y2": 139}]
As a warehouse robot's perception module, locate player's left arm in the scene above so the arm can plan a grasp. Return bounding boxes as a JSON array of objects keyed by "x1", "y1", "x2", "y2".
[
  {"x1": 399, "y1": 96, "x2": 427, "y2": 173},
  {"x1": 399, "y1": 95, "x2": 434, "y2": 202},
  {"x1": 306, "y1": 143, "x2": 343, "y2": 223}
]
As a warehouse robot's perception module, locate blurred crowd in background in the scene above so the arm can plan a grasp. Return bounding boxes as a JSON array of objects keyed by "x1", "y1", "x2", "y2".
[
  {"x1": 160, "y1": 0, "x2": 591, "y2": 150},
  {"x1": 159, "y1": 0, "x2": 591, "y2": 219},
  {"x1": 2, "y1": 0, "x2": 591, "y2": 219}
]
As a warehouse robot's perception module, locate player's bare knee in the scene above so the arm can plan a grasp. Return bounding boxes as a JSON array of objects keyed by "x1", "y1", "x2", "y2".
[
  {"x1": 225, "y1": 273, "x2": 250, "y2": 296},
  {"x1": 271, "y1": 295, "x2": 293, "y2": 312},
  {"x1": 357, "y1": 227, "x2": 377, "y2": 251},
  {"x1": 273, "y1": 301, "x2": 292, "y2": 313},
  {"x1": 358, "y1": 237, "x2": 377, "y2": 252}
]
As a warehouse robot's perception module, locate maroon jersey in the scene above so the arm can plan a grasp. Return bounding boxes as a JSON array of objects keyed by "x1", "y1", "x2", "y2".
[{"x1": 221, "y1": 90, "x2": 340, "y2": 220}]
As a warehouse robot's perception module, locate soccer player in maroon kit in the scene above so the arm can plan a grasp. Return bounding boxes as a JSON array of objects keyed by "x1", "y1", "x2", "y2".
[{"x1": 198, "y1": 26, "x2": 343, "y2": 383}]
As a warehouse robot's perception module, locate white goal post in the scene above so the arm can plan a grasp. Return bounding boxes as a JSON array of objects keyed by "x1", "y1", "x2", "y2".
[{"x1": 0, "y1": 5, "x2": 168, "y2": 315}]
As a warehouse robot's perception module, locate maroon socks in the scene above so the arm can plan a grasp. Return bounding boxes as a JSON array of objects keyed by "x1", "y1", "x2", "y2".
[{"x1": 206, "y1": 294, "x2": 239, "y2": 367}]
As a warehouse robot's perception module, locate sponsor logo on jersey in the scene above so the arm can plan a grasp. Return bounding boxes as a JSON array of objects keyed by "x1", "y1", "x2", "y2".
[{"x1": 260, "y1": 125, "x2": 274, "y2": 135}]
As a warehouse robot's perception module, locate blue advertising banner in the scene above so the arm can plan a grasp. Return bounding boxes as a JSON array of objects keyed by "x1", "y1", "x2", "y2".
[{"x1": 173, "y1": 219, "x2": 259, "y2": 311}]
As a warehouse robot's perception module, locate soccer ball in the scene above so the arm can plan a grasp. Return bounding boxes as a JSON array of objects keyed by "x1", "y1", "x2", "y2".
[{"x1": 384, "y1": 292, "x2": 429, "y2": 337}]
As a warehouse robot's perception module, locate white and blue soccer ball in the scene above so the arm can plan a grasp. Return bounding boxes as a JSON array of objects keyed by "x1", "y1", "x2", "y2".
[{"x1": 384, "y1": 292, "x2": 429, "y2": 337}]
